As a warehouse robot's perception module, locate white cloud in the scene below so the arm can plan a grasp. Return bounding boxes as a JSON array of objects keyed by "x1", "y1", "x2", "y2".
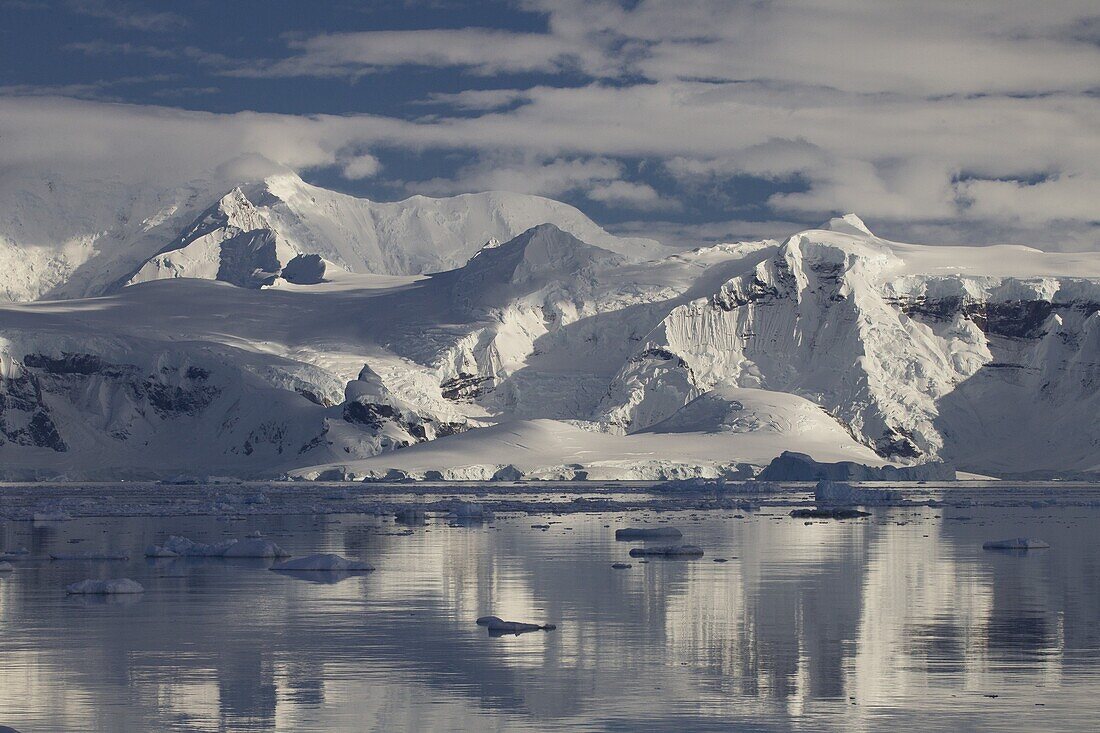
[
  {"x1": 67, "y1": 0, "x2": 188, "y2": 32},
  {"x1": 407, "y1": 155, "x2": 624, "y2": 197},
  {"x1": 3, "y1": 0, "x2": 1100, "y2": 249},
  {"x1": 341, "y1": 153, "x2": 382, "y2": 180},
  {"x1": 229, "y1": 29, "x2": 594, "y2": 78},
  {"x1": 586, "y1": 180, "x2": 673, "y2": 210}
]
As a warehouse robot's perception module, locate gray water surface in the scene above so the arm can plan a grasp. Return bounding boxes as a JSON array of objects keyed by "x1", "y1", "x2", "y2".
[{"x1": 1, "y1": 503, "x2": 1098, "y2": 731}]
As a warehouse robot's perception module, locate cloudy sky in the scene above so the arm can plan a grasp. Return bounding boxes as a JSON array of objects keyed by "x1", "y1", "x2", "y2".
[{"x1": 1, "y1": 0, "x2": 1097, "y2": 248}]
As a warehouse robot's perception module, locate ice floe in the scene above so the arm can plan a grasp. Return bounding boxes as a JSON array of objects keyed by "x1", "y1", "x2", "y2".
[
  {"x1": 982, "y1": 537, "x2": 1051, "y2": 550},
  {"x1": 271, "y1": 554, "x2": 374, "y2": 572},
  {"x1": 615, "y1": 527, "x2": 683, "y2": 540},
  {"x1": 144, "y1": 535, "x2": 289, "y2": 559},
  {"x1": 628, "y1": 545, "x2": 704, "y2": 558},
  {"x1": 65, "y1": 578, "x2": 144, "y2": 594}
]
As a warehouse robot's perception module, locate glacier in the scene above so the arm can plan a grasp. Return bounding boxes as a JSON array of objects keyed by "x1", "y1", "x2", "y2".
[{"x1": 0, "y1": 179, "x2": 1098, "y2": 481}]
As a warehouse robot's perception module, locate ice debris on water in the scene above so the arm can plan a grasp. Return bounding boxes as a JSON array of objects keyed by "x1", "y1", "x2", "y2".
[
  {"x1": 446, "y1": 502, "x2": 495, "y2": 521},
  {"x1": 271, "y1": 554, "x2": 374, "y2": 572},
  {"x1": 0, "y1": 562, "x2": 14, "y2": 573},
  {"x1": 49, "y1": 552, "x2": 129, "y2": 561},
  {"x1": 65, "y1": 578, "x2": 144, "y2": 594},
  {"x1": 982, "y1": 538, "x2": 1051, "y2": 550},
  {"x1": 144, "y1": 535, "x2": 290, "y2": 559},
  {"x1": 814, "y1": 480, "x2": 903, "y2": 507},
  {"x1": 476, "y1": 616, "x2": 557, "y2": 635},
  {"x1": 628, "y1": 545, "x2": 704, "y2": 558},
  {"x1": 615, "y1": 527, "x2": 683, "y2": 541},
  {"x1": 790, "y1": 507, "x2": 871, "y2": 519}
]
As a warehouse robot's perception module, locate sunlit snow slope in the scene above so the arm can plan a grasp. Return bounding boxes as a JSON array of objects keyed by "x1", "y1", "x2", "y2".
[{"x1": 0, "y1": 192, "x2": 1097, "y2": 479}]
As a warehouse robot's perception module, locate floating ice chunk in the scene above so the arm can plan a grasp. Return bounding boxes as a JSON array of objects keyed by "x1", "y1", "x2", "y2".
[
  {"x1": 65, "y1": 578, "x2": 144, "y2": 595},
  {"x1": 790, "y1": 507, "x2": 870, "y2": 519},
  {"x1": 0, "y1": 562, "x2": 13, "y2": 573},
  {"x1": 446, "y1": 502, "x2": 495, "y2": 521},
  {"x1": 628, "y1": 545, "x2": 704, "y2": 558},
  {"x1": 49, "y1": 552, "x2": 129, "y2": 561},
  {"x1": 982, "y1": 538, "x2": 1051, "y2": 550},
  {"x1": 221, "y1": 538, "x2": 291, "y2": 558},
  {"x1": 144, "y1": 535, "x2": 288, "y2": 559},
  {"x1": 475, "y1": 616, "x2": 556, "y2": 635},
  {"x1": 394, "y1": 507, "x2": 427, "y2": 525},
  {"x1": 814, "y1": 480, "x2": 902, "y2": 507},
  {"x1": 271, "y1": 554, "x2": 374, "y2": 572},
  {"x1": 615, "y1": 527, "x2": 683, "y2": 541},
  {"x1": 611, "y1": 562, "x2": 632, "y2": 569}
]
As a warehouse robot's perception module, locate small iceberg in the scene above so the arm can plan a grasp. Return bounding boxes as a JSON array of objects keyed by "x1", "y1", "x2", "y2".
[
  {"x1": 628, "y1": 545, "x2": 704, "y2": 558},
  {"x1": 446, "y1": 502, "x2": 495, "y2": 522},
  {"x1": 144, "y1": 535, "x2": 289, "y2": 559},
  {"x1": 0, "y1": 562, "x2": 14, "y2": 573},
  {"x1": 476, "y1": 615, "x2": 557, "y2": 636},
  {"x1": 271, "y1": 554, "x2": 374, "y2": 572},
  {"x1": 50, "y1": 552, "x2": 129, "y2": 561},
  {"x1": 615, "y1": 527, "x2": 683, "y2": 541},
  {"x1": 790, "y1": 508, "x2": 870, "y2": 519},
  {"x1": 982, "y1": 538, "x2": 1050, "y2": 550},
  {"x1": 65, "y1": 578, "x2": 144, "y2": 595}
]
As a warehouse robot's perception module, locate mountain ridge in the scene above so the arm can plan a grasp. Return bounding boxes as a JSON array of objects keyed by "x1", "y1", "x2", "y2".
[{"x1": 0, "y1": 190, "x2": 1097, "y2": 479}]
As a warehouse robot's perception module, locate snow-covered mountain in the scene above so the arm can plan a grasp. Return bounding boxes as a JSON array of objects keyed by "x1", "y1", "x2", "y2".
[
  {"x1": 0, "y1": 170, "x2": 661, "y2": 302},
  {"x1": 0, "y1": 180, "x2": 1097, "y2": 480}
]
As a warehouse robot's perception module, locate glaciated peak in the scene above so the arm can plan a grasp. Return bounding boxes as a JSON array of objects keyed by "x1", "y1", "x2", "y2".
[
  {"x1": 462, "y1": 223, "x2": 623, "y2": 285},
  {"x1": 821, "y1": 213, "x2": 873, "y2": 237}
]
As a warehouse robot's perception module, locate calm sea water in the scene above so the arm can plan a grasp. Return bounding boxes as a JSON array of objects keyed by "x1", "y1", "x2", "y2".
[{"x1": 0, "y1": 503, "x2": 1098, "y2": 732}]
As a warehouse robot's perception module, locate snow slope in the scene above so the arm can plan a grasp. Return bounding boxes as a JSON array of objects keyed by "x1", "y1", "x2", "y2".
[
  {"x1": 293, "y1": 388, "x2": 886, "y2": 481},
  {"x1": 0, "y1": 207, "x2": 1097, "y2": 479}
]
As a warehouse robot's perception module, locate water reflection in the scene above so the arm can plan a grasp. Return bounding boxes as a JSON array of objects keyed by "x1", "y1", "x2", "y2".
[{"x1": 0, "y1": 505, "x2": 1098, "y2": 731}]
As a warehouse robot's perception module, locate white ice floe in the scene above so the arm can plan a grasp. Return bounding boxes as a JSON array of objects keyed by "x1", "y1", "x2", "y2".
[
  {"x1": 475, "y1": 616, "x2": 557, "y2": 634},
  {"x1": 982, "y1": 538, "x2": 1051, "y2": 550},
  {"x1": 65, "y1": 578, "x2": 144, "y2": 594},
  {"x1": 447, "y1": 502, "x2": 495, "y2": 521},
  {"x1": 615, "y1": 527, "x2": 683, "y2": 541},
  {"x1": 628, "y1": 545, "x2": 704, "y2": 558},
  {"x1": 144, "y1": 535, "x2": 289, "y2": 559},
  {"x1": 0, "y1": 562, "x2": 13, "y2": 573},
  {"x1": 271, "y1": 554, "x2": 374, "y2": 572}
]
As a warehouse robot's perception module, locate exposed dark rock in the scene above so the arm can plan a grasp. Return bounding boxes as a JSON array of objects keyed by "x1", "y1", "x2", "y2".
[
  {"x1": 281, "y1": 253, "x2": 328, "y2": 284},
  {"x1": 440, "y1": 373, "x2": 493, "y2": 401},
  {"x1": 0, "y1": 372, "x2": 67, "y2": 451}
]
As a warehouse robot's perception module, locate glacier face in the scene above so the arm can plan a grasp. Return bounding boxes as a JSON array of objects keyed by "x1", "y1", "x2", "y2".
[{"x1": 0, "y1": 178, "x2": 1097, "y2": 480}]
